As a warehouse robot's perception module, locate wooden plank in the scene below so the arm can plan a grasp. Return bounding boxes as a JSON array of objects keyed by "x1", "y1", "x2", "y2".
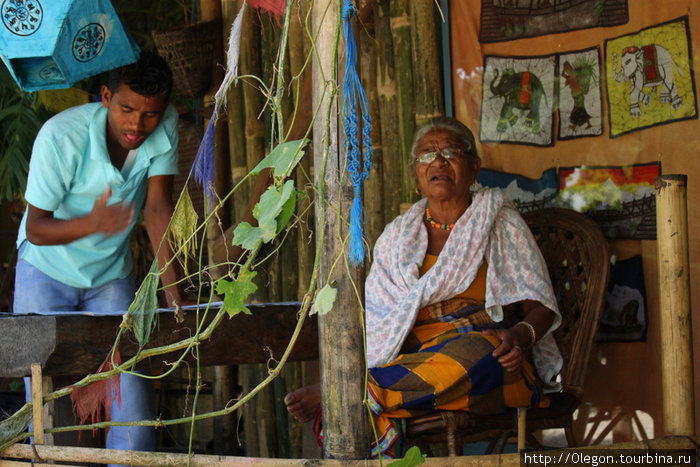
[
  {"x1": 0, "y1": 302, "x2": 317, "y2": 378},
  {"x1": 4, "y1": 435, "x2": 699, "y2": 466}
]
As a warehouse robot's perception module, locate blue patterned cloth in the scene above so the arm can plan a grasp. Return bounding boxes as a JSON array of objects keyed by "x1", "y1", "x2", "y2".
[{"x1": 0, "y1": 0, "x2": 139, "y2": 90}]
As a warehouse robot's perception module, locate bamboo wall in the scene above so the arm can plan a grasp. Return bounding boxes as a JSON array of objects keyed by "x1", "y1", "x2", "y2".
[{"x1": 198, "y1": 0, "x2": 445, "y2": 457}]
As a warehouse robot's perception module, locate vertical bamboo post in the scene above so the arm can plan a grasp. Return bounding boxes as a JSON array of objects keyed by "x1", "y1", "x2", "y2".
[
  {"x1": 312, "y1": 0, "x2": 369, "y2": 459},
  {"x1": 290, "y1": 3, "x2": 314, "y2": 299},
  {"x1": 655, "y1": 174, "x2": 695, "y2": 436},
  {"x1": 373, "y1": 0, "x2": 402, "y2": 223},
  {"x1": 223, "y1": 0, "x2": 249, "y2": 228},
  {"x1": 409, "y1": 0, "x2": 443, "y2": 125},
  {"x1": 200, "y1": 1, "x2": 238, "y2": 455},
  {"x1": 30, "y1": 363, "x2": 44, "y2": 445},
  {"x1": 517, "y1": 407, "x2": 526, "y2": 451},
  {"x1": 239, "y1": 3, "x2": 268, "y2": 457},
  {"x1": 360, "y1": 12, "x2": 385, "y2": 247},
  {"x1": 389, "y1": 0, "x2": 416, "y2": 207}
]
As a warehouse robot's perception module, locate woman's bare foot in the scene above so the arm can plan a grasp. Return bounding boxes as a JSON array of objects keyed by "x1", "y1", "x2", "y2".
[{"x1": 284, "y1": 383, "x2": 321, "y2": 423}]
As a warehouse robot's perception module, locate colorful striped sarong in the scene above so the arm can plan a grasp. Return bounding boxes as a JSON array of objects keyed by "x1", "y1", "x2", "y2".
[{"x1": 366, "y1": 297, "x2": 550, "y2": 458}]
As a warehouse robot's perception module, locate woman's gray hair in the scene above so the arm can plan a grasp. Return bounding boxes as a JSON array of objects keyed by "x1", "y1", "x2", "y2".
[{"x1": 410, "y1": 116, "x2": 479, "y2": 160}]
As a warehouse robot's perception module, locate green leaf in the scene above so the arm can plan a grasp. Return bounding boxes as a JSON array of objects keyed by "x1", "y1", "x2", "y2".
[
  {"x1": 388, "y1": 446, "x2": 426, "y2": 466},
  {"x1": 215, "y1": 269, "x2": 258, "y2": 318},
  {"x1": 170, "y1": 186, "x2": 198, "y2": 275},
  {"x1": 251, "y1": 138, "x2": 309, "y2": 179},
  {"x1": 275, "y1": 184, "x2": 297, "y2": 234},
  {"x1": 231, "y1": 221, "x2": 265, "y2": 251},
  {"x1": 127, "y1": 259, "x2": 160, "y2": 348},
  {"x1": 232, "y1": 180, "x2": 296, "y2": 250},
  {"x1": 254, "y1": 179, "x2": 296, "y2": 235},
  {"x1": 310, "y1": 283, "x2": 337, "y2": 316}
]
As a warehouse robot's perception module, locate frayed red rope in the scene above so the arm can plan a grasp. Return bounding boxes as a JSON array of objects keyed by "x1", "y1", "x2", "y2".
[
  {"x1": 246, "y1": 0, "x2": 285, "y2": 16},
  {"x1": 69, "y1": 349, "x2": 122, "y2": 438}
]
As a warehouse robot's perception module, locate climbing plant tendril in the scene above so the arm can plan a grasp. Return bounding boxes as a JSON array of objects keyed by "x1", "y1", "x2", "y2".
[{"x1": 0, "y1": 1, "x2": 394, "y2": 463}]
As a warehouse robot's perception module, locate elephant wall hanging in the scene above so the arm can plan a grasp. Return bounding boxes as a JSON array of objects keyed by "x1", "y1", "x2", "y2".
[
  {"x1": 480, "y1": 54, "x2": 556, "y2": 147},
  {"x1": 605, "y1": 16, "x2": 697, "y2": 138}
]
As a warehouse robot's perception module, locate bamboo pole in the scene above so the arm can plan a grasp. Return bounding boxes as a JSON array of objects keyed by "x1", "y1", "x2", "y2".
[
  {"x1": 285, "y1": 3, "x2": 311, "y2": 457},
  {"x1": 238, "y1": 5, "x2": 268, "y2": 457},
  {"x1": 389, "y1": 0, "x2": 417, "y2": 207},
  {"x1": 202, "y1": 0, "x2": 231, "y2": 279},
  {"x1": 373, "y1": 0, "x2": 402, "y2": 224},
  {"x1": 312, "y1": 0, "x2": 369, "y2": 459},
  {"x1": 359, "y1": 11, "x2": 385, "y2": 247},
  {"x1": 223, "y1": 0, "x2": 249, "y2": 228},
  {"x1": 30, "y1": 363, "x2": 45, "y2": 445},
  {"x1": 240, "y1": 4, "x2": 267, "y2": 207},
  {"x1": 289, "y1": 3, "x2": 314, "y2": 299},
  {"x1": 409, "y1": 0, "x2": 443, "y2": 125},
  {"x1": 655, "y1": 174, "x2": 695, "y2": 436},
  {"x1": 199, "y1": 2, "x2": 239, "y2": 455}
]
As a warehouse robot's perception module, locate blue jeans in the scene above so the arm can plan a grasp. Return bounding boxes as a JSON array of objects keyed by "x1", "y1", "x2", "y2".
[{"x1": 14, "y1": 253, "x2": 156, "y2": 460}]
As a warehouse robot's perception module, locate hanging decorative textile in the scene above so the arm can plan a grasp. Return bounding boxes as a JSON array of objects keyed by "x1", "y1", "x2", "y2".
[
  {"x1": 246, "y1": 0, "x2": 285, "y2": 17},
  {"x1": 192, "y1": 1, "x2": 247, "y2": 203},
  {"x1": 0, "y1": 0, "x2": 139, "y2": 91},
  {"x1": 342, "y1": 0, "x2": 373, "y2": 266},
  {"x1": 192, "y1": 0, "x2": 285, "y2": 201}
]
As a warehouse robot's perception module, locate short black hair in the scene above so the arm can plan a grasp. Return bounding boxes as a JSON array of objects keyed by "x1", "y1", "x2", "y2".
[{"x1": 108, "y1": 51, "x2": 173, "y2": 97}]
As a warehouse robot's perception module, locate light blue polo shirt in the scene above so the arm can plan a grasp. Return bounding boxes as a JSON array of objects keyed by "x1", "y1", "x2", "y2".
[{"x1": 16, "y1": 102, "x2": 180, "y2": 288}]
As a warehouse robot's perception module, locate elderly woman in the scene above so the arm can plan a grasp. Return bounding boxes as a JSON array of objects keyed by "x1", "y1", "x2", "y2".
[{"x1": 286, "y1": 117, "x2": 562, "y2": 457}]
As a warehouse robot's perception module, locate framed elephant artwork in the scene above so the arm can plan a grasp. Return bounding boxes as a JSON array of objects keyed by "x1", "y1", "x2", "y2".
[
  {"x1": 605, "y1": 16, "x2": 697, "y2": 138},
  {"x1": 558, "y1": 47, "x2": 604, "y2": 140},
  {"x1": 480, "y1": 54, "x2": 556, "y2": 147}
]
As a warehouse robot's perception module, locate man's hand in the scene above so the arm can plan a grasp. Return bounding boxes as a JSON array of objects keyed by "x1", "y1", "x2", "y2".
[
  {"x1": 25, "y1": 187, "x2": 134, "y2": 245},
  {"x1": 90, "y1": 188, "x2": 134, "y2": 234}
]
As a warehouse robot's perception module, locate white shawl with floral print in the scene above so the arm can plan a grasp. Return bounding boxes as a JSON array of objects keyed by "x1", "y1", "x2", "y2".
[{"x1": 365, "y1": 188, "x2": 563, "y2": 392}]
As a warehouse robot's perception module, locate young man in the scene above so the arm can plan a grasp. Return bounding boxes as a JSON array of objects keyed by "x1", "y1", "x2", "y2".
[{"x1": 14, "y1": 51, "x2": 186, "y2": 456}]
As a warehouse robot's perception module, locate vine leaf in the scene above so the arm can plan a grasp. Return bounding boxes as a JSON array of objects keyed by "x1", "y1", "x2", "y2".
[
  {"x1": 170, "y1": 186, "x2": 198, "y2": 276},
  {"x1": 388, "y1": 446, "x2": 426, "y2": 466},
  {"x1": 310, "y1": 282, "x2": 337, "y2": 316},
  {"x1": 215, "y1": 269, "x2": 258, "y2": 318},
  {"x1": 127, "y1": 259, "x2": 160, "y2": 348},
  {"x1": 232, "y1": 179, "x2": 297, "y2": 250},
  {"x1": 251, "y1": 138, "x2": 309, "y2": 179}
]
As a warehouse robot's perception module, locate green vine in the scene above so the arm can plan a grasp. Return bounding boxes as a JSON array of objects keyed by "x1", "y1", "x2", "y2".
[{"x1": 0, "y1": 1, "x2": 423, "y2": 463}]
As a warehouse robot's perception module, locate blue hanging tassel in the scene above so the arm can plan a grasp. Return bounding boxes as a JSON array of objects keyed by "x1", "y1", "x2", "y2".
[
  {"x1": 193, "y1": 118, "x2": 216, "y2": 205},
  {"x1": 192, "y1": 3, "x2": 246, "y2": 208},
  {"x1": 342, "y1": 0, "x2": 373, "y2": 266}
]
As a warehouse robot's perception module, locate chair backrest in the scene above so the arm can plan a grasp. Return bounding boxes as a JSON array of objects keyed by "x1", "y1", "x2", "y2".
[{"x1": 523, "y1": 208, "x2": 609, "y2": 399}]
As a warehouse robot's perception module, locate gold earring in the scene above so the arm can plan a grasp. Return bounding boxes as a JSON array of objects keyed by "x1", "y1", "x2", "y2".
[{"x1": 415, "y1": 187, "x2": 422, "y2": 196}]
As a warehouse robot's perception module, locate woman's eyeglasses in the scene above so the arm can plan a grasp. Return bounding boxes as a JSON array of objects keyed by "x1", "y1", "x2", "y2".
[{"x1": 415, "y1": 148, "x2": 464, "y2": 165}]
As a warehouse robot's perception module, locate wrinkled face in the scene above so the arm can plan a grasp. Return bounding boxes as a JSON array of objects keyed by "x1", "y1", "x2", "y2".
[
  {"x1": 101, "y1": 84, "x2": 168, "y2": 151},
  {"x1": 414, "y1": 128, "x2": 481, "y2": 204}
]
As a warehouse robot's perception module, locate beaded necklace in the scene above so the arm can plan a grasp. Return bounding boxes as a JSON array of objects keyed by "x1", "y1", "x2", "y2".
[{"x1": 425, "y1": 207, "x2": 455, "y2": 231}]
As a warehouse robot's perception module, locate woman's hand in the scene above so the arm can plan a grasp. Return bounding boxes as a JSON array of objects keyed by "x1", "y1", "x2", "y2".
[{"x1": 482, "y1": 328, "x2": 525, "y2": 372}]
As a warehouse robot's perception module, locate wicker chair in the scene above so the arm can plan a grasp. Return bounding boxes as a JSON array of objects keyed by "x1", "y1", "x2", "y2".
[{"x1": 404, "y1": 208, "x2": 610, "y2": 456}]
